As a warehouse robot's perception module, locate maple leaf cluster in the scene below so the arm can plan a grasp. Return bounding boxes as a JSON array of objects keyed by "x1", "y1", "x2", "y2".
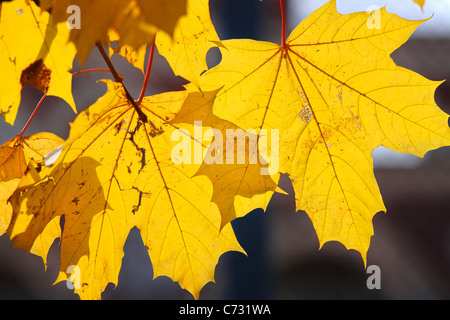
[{"x1": 0, "y1": 0, "x2": 449, "y2": 299}]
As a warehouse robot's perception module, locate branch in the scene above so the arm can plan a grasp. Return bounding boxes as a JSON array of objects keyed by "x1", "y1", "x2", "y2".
[
  {"x1": 96, "y1": 42, "x2": 148, "y2": 124},
  {"x1": 137, "y1": 39, "x2": 156, "y2": 105},
  {"x1": 72, "y1": 68, "x2": 123, "y2": 79},
  {"x1": 280, "y1": 0, "x2": 287, "y2": 48},
  {"x1": 19, "y1": 94, "x2": 47, "y2": 137}
]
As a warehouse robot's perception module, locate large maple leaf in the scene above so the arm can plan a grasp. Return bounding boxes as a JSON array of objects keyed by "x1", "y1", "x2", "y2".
[
  {"x1": 8, "y1": 80, "x2": 244, "y2": 299},
  {"x1": 200, "y1": 1, "x2": 450, "y2": 262}
]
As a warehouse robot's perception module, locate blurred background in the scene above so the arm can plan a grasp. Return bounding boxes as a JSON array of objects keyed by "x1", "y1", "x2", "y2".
[{"x1": 0, "y1": 0, "x2": 449, "y2": 299}]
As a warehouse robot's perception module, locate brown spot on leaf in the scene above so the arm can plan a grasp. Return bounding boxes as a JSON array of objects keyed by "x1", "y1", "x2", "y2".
[
  {"x1": 114, "y1": 120, "x2": 126, "y2": 135},
  {"x1": 71, "y1": 196, "x2": 80, "y2": 205},
  {"x1": 149, "y1": 127, "x2": 165, "y2": 138},
  {"x1": 20, "y1": 59, "x2": 51, "y2": 93}
]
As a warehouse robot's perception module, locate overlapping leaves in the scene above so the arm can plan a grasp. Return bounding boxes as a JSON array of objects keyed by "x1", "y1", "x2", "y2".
[
  {"x1": 0, "y1": 0, "x2": 449, "y2": 300},
  {"x1": 8, "y1": 80, "x2": 246, "y2": 299}
]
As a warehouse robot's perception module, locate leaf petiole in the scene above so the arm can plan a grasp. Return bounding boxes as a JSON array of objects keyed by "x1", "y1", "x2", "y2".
[
  {"x1": 280, "y1": 0, "x2": 287, "y2": 48},
  {"x1": 72, "y1": 68, "x2": 123, "y2": 79},
  {"x1": 96, "y1": 42, "x2": 149, "y2": 124},
  {"x1": 137, "y1": 39, "x2": 156, "y2": 105},
  {"x1": 18, "y1": 94, "x2": 47, "y2": 138}
]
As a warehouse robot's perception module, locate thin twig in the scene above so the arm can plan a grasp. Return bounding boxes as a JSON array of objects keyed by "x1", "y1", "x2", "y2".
[
  {"x1": 72, "y1": 68, "x2": 123, "y2": 79},
  {"x1": 19, "y1": 94, "x2": 47, "y2": 137},
  {"x1": 280, "y1": 0, "x2": 287, "y2": 48},
  {"x1": 137, "y1": 39, "x2": 156, "y2": 105},
  {"x1": 96, "y1": 42, "x2": 148, "y2": 124}
]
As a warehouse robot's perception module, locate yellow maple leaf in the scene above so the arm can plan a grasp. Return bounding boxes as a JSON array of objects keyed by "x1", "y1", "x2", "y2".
[
  {"x1": 200, "y1": 1, "x2": 450, "y2": 263},
  {"x1": 156, "y1": 0, "x2": 223, "y2": 87},
  {"x1": 8, "y1": 80, "x2": 244, "y2": 300},
  {"x1": 0, "y1": 0, "x2": 77, "y2": 125},
  {"x1": 0, "y1": 133, "x2": 63, "y2": 237},
  {"x1": 42, "y1": 0, "x2": 187, "y2": 65}
]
